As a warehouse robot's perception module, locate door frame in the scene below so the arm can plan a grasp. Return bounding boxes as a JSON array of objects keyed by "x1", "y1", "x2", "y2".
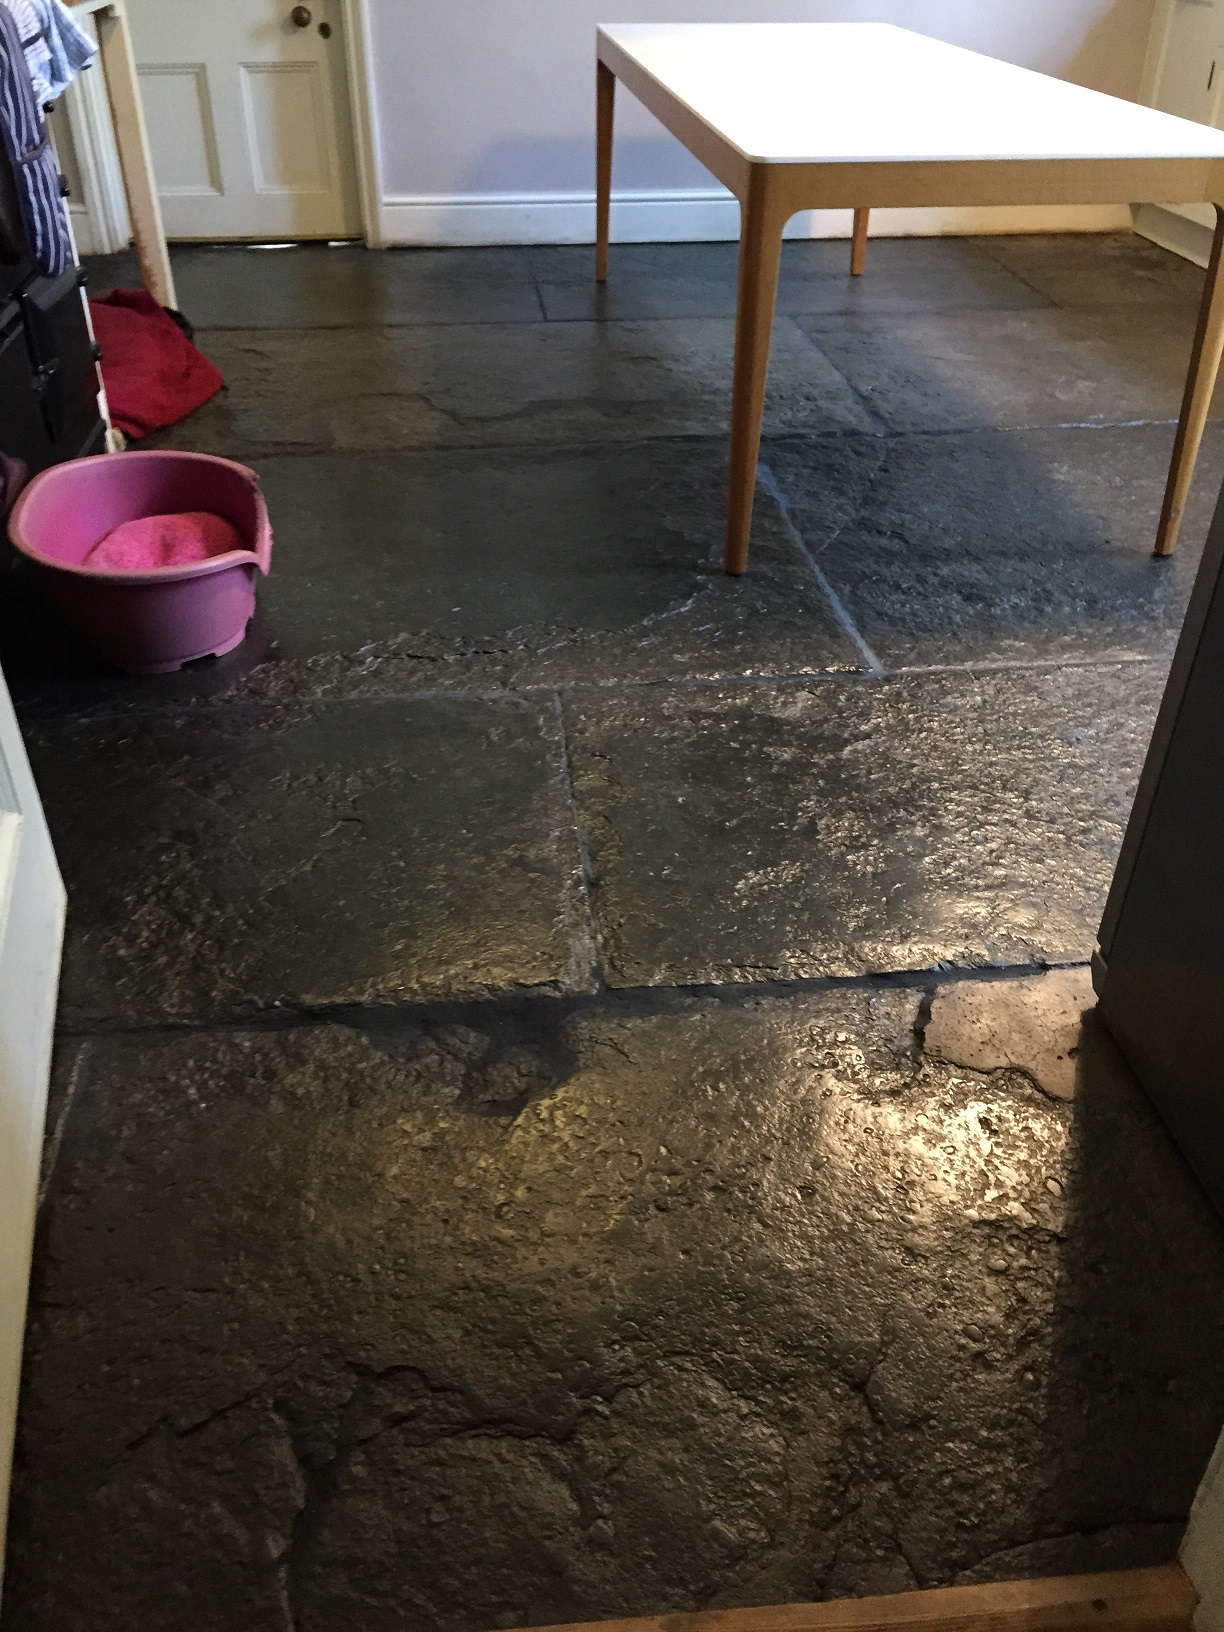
[
  {"x1": 342, "y1": 0, "x2": 383, "y2": 247},
  {"x1": 60, "y1": 0, "x2": 384, "y2": 249},
  {"x1": 52, "y1": 7, "x2": 131, "y2": 256},
  {"x1": 1139, "y1": 0, "x2": 1179, "y2": 106}
]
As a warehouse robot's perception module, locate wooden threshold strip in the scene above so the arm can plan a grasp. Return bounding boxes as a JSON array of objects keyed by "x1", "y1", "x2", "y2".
[{"x1": 516, "y1": 1565, "x2": 1197, "y2": 1632}]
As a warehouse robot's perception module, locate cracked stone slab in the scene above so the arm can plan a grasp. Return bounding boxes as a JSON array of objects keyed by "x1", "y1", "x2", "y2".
[
  {"x1": 9, "y1": 985, "x2": 1224, "y2": 1629},
  {"x1": 923, "y1": 968, "x2": 1099, "y2": 1101},
  {"x1": 975, "y1": 232, "x2": 1204, "y2": 311},
  {"x1": 797, "y1": 303, "x2": 1224, "y2": 434},
  {"x1": 564, "y1": 664, "x2": 1164, "y2": 987},
  {"x1": 37, "y1": 1038, "x2": 88, "y2": 1210},
  {"x1": 22, "y1": 694, "x2": 591, "y2": 1024},
  {"x1": 763, "y1": 423, "x2": 1224, "y2": 668},
  {"x1": 146, "y1": 316, "x2": 875, "y2": 459},
  {"x1": 531, "y1": 237, "x2": 1048, "y2": 323},
  {"x1": 2, "y1": 443, "x2": 865, "y2": 717},
  {"x1": 86, "y1": 242, "x2": 547, "y2": 327},
  {"x1": 246, "y1": 444, "x2": 862, "y2": 686}
]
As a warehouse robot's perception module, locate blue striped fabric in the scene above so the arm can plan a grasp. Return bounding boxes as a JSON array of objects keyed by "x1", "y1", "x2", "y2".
[
  {"x1": 0, "y1": 0, "x2": 69, "y2": 277},
  {"x1": 30, "y1": 0, "x2": 95, "y2": 101},
  {"x1": 1, "y1": 0, "x2": 54, "y2": 106}
]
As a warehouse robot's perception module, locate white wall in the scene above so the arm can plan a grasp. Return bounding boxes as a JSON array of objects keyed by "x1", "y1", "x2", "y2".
[{"x1": 363, "y1": 0, "x2": 1159, "y2": 244}]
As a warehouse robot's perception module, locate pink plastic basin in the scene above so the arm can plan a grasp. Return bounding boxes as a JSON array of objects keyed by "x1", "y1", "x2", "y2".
[{"x1": 8, "y1": 450, "x2": 273, "y2": 674}]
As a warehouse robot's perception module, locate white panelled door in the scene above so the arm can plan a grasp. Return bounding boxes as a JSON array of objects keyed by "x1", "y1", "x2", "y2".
[
  {"x1": 125, "y1": 0, "x2": 361, "y2": 240},
  {"x1": 0, "y1": 663, "x2": 64, "y2": 1584},
  {"x1": 1154, "y1": 0, "x2": 1224, "y2": 126}
]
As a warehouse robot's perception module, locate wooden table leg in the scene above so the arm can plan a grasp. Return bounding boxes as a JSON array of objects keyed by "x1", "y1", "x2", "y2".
[
  {"x1": 1156, "y1": 203, "x2": 1224, "y2": 557},
  {"x1": 724, "y1": 166, "x2": 787, "y2": 575},
  {"x1": 596, "y1": 60, "x2": 615, "y2": 284},
  {"x1": 95, "y1": 1, "x2": 176, "y2": 312},
  {"x1": 851, "y1": 207, "x2": 869, "y2": 276}
]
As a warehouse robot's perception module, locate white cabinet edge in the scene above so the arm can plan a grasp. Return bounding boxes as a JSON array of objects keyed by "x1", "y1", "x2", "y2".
[
  {"x1": 1184, "y1": 1424, "x2": 1224, "y2": 1632},
  {"x1": 0, "y1": 666, "x2": 65, "y2": 1587}
]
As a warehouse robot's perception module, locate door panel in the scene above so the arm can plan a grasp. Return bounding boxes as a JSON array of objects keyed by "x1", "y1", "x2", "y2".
[
  {"x1": 242, "y1": 62, "x2": 330, "y2": 194},
  {"x1": 20, "y1": 270, "x2": 105, "y2": 457},
  {"x1": 138, "y1": 64, "x2": 223, "y2": 196},
  {"x1": 126, "y1": 0, "x2": 361, "y2": 240},
  {"x1": 0, "y1": 304, "x2": 53, "y2": 473}
]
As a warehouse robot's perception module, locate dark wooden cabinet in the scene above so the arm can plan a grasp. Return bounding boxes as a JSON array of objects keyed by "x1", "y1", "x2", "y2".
[{"x1": 1096, "y1": 478, "x2": 1224, "y2": 1218}]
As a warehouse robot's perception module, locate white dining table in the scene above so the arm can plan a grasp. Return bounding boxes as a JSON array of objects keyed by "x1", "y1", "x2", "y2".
[{"x1": 595, "y1": 22, "x2": 1224, "y2": 572}]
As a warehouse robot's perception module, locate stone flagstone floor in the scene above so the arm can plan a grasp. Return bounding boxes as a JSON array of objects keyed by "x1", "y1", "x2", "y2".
[{"x1": 2, "y1": 231, "x2": 1224, "y2": 1631}]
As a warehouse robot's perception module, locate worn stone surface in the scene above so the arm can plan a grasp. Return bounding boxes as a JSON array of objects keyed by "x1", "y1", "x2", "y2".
[
  {"x1": 977, "y1": 232, "x2": 1204, "y2": 310},
  {"x1": 9, "y1": 984, "x2": 1224, "y2": 1631},
  {"x1": 565, "y1": 665, "x2": 1164, "y2": 987},
  {"x1": 763, "y1": 423, "x2": 1224, "y2": 667},
  {"x1": 924, "y1": 969, "x2": 1099, "y2": 1101},
  {"x1": 1, "y1": 444, "x2": 861, "y2": 714},
  {"x1": 247, "y1": 445, "x2": 859, "y2": 687},
  {"x1": 147, "y1": 316, "x2": 875, "y2": 458},
  {"x1": 533, "y1": 237, "x2": 1048, "y2": 323},
  {"x1": 36, "y1": 1038, "x2": 88, "y2": 1210},
  {"x1": 798, "y1": 303, "x2": 1223, "y2": 434},
  {"x1": 951, "y1": 1523, "x2": 1189, "y2": 1583},
  {"x1": 23, "y1": 695, "x2": 592, "y2": 1023},
  {"x1": 11, "y1": 233, "x2": 1222, "y2": 1626},
  {"x1": 87, "y1": 242, "x2": 547, "y2": 328},
  {"x1": 90, "y1": 233, "x2": 1170, "y2": 335}
]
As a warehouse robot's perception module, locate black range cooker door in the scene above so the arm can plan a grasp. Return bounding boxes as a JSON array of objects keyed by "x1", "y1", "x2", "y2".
[
  {"x1": 21, "y1": 266, "x2": 103, "y2": 459},
  {"x1": 0, "y1": 296, "x2": 51, "y2": 483},
  {"x1": 1096, "y1": 478, "x2": 1224, "y2": 1217},
  {"x1": 0, "y1": 128, "x2": 103, "y2": 476}
]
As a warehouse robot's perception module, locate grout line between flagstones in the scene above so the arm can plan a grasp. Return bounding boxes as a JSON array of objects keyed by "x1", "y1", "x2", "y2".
[
  {"x1": 756, "y1": 460, "x2": 886, "y2": 676},
  {"x1": 549, "y1": 689, "x2": 605, "y2": 995}
]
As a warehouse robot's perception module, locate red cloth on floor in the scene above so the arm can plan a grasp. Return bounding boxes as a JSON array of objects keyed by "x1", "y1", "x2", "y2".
[
  {"x1": 89, "y1": 289, "x2": 224, "y2": 439},
  {"x1": 84, "y1": 510, "x2": 244, "y2": 573}
]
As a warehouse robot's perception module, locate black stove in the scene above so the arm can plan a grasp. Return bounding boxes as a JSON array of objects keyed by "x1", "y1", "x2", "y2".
[{"x1": 0, "y1": 130, "x2": 105, "y2": 510}]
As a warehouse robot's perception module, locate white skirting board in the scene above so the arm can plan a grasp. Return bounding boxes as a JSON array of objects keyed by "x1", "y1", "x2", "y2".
[
  {"x1": 1184, "y1": 1425, "x2": 1224, "y2": 1632},
  {"x1": 379, "y1": 191, "x2": 1133, "y2": 248},
  {"x1": 1133, "y1": 201, "x2": 1213, "y2": 268}
]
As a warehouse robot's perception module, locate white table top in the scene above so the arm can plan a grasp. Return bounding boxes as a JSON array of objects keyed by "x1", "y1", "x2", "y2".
[{"x1": 598, "y1": 22, "x2": 1224, "y2": 169}]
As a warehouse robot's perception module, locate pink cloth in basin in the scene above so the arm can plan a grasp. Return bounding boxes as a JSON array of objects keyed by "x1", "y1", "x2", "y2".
[{"x1": 84, "y1": 510, "x2": 245, "y2": 573}]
